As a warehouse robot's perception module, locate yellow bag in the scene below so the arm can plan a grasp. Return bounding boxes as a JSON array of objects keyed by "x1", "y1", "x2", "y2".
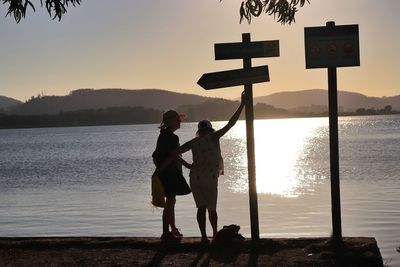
[{"x1": 151, "y1": 174, "x2": 166, "y2": 208}]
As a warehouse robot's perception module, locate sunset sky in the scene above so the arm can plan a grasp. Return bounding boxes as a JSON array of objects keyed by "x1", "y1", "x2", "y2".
[{"x1": 1, "y1": 0, "x2": 399, "y2": 101}]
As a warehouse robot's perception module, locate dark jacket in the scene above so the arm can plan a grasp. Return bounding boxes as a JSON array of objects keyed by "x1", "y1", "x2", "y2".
[{"x1": 152, "y1": 128, "x2": 190, "y2": 196}]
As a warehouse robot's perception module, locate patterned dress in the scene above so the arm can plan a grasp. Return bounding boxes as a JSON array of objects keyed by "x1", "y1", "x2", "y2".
[{"x1": 189, "y1": 134, "x2": 223, "y2": 210}]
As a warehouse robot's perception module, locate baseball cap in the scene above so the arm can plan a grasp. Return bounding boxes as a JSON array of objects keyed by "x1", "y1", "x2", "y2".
[{"x1": 162, "y1": 110, "x2": 187, "y2": 124}]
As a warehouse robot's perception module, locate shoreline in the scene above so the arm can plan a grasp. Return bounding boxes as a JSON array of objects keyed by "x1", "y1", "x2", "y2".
[
  {"x1": 0, "y1": 236, "x2": 383, "y2": 266},
  {"x1": 0, "y1": 113, "x2": 399, "y2": 130}
]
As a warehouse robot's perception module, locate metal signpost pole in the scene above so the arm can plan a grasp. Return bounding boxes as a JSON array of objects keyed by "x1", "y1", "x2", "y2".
[
  {"x1": 242, "y1": 33, "x2": 260, "y2": 240},
  {"x1": 305, "y1": 21, "x2": 359, "y2": 243},
  {"x1": 326, "y1": 21, "x2": 342, "y2": 243}
]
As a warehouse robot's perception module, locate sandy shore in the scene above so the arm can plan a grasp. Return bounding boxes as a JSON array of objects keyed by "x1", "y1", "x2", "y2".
[{"x1": 0, "y1": 236, "x2": 383, "y2": 266}]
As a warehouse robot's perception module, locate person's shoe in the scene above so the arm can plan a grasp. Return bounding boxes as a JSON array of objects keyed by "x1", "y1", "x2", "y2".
[
  {"x1": 161, "y1": 231, "x2": 181, "y2": 242},
  {"x1": 200, "y1": 236, "x2": 210, "y2": 246},
  {"x1": 171, "y1": 228, "x2": 183, "y2": 238}
]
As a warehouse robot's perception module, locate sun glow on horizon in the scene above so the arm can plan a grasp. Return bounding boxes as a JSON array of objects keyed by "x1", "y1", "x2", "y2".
[{"x1": 224, "y1": 118, "x2": 328, "y2": 197}]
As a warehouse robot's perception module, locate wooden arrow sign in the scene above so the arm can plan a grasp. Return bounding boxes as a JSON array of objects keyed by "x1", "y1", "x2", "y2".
[
  {"x1": 215, "y1": 40, "x2": 279, "y2": 60},
  {"x1": 197, "y1": 65, "x2": 269, "y2": 90}
]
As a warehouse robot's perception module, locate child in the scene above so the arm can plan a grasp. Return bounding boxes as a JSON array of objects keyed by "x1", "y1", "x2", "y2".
[{"x1": 152, "y1": 110, "x2": 192, "y2": 241}]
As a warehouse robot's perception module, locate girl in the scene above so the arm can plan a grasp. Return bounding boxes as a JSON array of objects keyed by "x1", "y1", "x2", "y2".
[{"x1": 152, "y1": 110, "x2": 192, "y2": 241}]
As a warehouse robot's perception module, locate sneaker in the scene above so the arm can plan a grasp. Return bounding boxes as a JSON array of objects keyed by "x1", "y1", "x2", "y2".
[
  {"x1": 171, "y1": 228, "x2": 183, "y2": 238},
  {"x1": 161, "y1": 231, "x2": 181, "y2": 242}
]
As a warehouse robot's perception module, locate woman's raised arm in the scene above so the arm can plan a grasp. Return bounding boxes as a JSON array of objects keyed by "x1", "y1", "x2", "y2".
[{"x1": 214, "y1": 91, "x2": 245, "y2": 139}]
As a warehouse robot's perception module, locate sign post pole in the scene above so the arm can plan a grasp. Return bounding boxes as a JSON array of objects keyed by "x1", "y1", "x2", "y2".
[
  {"x1": 242, "y1": 33, "x2": 260, "y2": 240},
  {"x1": 326, "y1": 21, "x2": 342, "y2": 243},
  {"x1": 305, "y1": 21, "x2": 360, "y2": 244}
]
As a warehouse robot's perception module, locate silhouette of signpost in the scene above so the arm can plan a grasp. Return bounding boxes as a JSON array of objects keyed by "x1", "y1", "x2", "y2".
[
  {"x1": 305, "y1": 21, "x2": 360, "y2": 243},
  {"x1": 198, "y1": 33, "x2": 280, "y2": 240}
]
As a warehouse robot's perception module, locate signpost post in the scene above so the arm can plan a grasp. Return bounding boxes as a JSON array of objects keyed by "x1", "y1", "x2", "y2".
[
  {"x1": 198, "y1": 33, "x2": 279, "y2": 241},
  {"x1": 305, "y1": 21, "x2": 360, "y2": 243}
]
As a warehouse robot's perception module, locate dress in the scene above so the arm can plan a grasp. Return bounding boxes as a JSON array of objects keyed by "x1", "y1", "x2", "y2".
[
  {"x1": 152, "y1": 129, "x2": 191, "y2": 197},
  {"x1": 189, "y1": 134, "x2": 223, "y2": 210}
]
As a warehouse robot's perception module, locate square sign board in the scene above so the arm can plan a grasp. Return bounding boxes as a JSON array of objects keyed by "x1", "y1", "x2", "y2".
[{"x1": 305, "y1": 24, "x2": 360, "y2": 69}]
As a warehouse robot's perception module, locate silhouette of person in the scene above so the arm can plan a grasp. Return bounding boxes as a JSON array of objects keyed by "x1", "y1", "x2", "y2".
[
  {"x1": 156, "y1": 92, "x2": 245, "y2": 244},
  {"x1": 152, "y1": 110, "x2": 191, "y2": 241}
]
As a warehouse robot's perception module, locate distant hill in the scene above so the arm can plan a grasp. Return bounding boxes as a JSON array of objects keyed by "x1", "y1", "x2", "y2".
[
  {"x1": 179, "y1": 98, "x2": 289, "y2": 122},
  {"x1": 8, "y1": 88, "x2": 212, "y2": 115},
  {"x1": 0, "y1": 96, "x2": 22, "y2": 111},
  {"x1": 0, "y1": 99, "x2": 292, "y2": 129},
  {"x1": 1, "y1": 88, "x2": 399, "y2": 129},
  {"x1": 4, "y1": 88, "x2": 400, "y2": 117},
  {"x1": 254, "y1": 89, "x2": 400, "y2": 112}
]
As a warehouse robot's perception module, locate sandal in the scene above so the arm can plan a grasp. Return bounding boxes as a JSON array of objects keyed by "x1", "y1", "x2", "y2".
[
  {"x1": 161, "y1": 231, "x2": 181, "y2": 242},
  {"x1": 171, "y1": 228, "x2": 183, "y2": 238},
  {"x1": 201, "y1": 237, "x2": 210, "y2": 246}
]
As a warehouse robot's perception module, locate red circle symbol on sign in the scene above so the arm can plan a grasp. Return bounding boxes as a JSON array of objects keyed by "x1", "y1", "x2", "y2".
[
  {"x1": 309, "y1": 45, "x2": 320, "y2": 57},
  {"x1": 343, "y1": 42, "x2": 354, "y2": 54},
  {"x1": 327, "y1": 44, "x2": 337, "y2": 55}
]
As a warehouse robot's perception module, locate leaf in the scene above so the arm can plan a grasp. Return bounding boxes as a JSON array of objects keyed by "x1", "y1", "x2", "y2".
[{"x1": 27, "y1": 1, "x2": 36, "y2": 12}]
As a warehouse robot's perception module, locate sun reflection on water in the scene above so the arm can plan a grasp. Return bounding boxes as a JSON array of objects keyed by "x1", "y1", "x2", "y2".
[{"x1": 224, "y1": 118, "x2": 328, "y2": 197}]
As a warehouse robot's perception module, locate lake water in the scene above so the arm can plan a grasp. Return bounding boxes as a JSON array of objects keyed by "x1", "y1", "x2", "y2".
[{"x1": 0, "y1": 115, "x2": 399, "y2": 265}]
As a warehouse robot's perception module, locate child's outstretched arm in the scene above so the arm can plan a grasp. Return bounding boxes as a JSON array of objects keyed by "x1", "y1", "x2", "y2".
[
  {"x1": 176, "y1": 155, "x2": 192, "y2": 170},
  {"x1": 215, "y1": 91, "x2": 246, "y2": 139}
]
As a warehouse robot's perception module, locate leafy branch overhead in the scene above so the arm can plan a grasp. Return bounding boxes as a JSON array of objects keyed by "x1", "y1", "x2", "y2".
[
  {"x1": 239, "y1": 0, "x2": 310, "y2": 24},
  {"x1": 3, "y1": 0, "x2": 308, "y2": 24},
  {"x1": 3, "y1": 0, "x2": 81, "y2": 23}
]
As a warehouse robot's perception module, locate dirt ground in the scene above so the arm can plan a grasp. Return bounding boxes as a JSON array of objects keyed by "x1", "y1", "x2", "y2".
[{"x1": 0, "y1": 236, "x2": 383, "y2": 267}]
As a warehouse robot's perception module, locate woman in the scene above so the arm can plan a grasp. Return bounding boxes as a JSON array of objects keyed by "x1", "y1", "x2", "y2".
[
  {"x1": 156, "y1": 92, "x2": 245, "y2": 244},
  {"x1": 152, "y1": 110, "x2": 192, "y2": 241}
]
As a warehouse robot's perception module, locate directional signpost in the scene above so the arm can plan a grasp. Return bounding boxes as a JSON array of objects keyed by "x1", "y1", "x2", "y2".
[
  {"x1": 198, "y1": 65, "x2": 269, "y2": 90},
  {"x1": 198, "y1": 33, "x2": 280, "y2": 240},
  {"x1": 305, "y1": 21, "x2": 360, "y2": 243},
  {"x1": 215, "y1": 40, "x2": 280, "y2": 60}
]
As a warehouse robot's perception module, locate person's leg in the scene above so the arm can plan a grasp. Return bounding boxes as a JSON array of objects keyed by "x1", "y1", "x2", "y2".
[
  {"x1": 161, "y1": 196, "x2": 181, "y2": 241},
  {"x1": 169, "y1": 196, "x2": 183, "y2": 237},
  {"x1": 162, "y1": 208, "x2": 168, "y2": 235},
  {"x1": 197, "y1": 206, "x2": 207, "y2": 240},
  {"x1": 162, "y1": 197, "x2": 170, "y2": 235},
  {"x1": 163, "y1": 196, "x2": 175, "y2": 234},
  {"x1": 168, "y1": 196, "x2": 176, "y2": 231},
  {"x1": 208, "y1": 209, "x2": 218, "y2": 238}
]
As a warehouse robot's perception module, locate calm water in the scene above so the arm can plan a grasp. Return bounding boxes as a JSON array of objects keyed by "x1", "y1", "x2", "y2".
[{"x1": 0, "y1": 115, "x2": 399, "y2": 265}]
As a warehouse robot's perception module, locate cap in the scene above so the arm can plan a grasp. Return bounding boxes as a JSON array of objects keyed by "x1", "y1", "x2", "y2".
[{"x1": 162, "y1": 110, "x2": 187, "y2": 124}]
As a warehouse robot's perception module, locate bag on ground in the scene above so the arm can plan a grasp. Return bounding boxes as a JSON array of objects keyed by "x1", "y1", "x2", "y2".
[{"x1": 213, "y1": 224, "x2": 245, "y2": 244}]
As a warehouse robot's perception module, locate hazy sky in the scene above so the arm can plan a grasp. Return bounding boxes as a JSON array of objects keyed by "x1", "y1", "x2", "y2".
[{"x1": 1, "y1": 0, "x2": 399, "y2": 101}]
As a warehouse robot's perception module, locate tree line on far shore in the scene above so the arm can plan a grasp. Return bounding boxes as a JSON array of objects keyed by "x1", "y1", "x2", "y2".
[{"x1": 0, "y1": 103, "x2": 398, "y2": 129}]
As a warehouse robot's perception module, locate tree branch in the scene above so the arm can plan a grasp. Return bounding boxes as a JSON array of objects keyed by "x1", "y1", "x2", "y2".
[
  {"x1": 239, "y1": 0, "x2": 310, "y2": 24},
  {"x1": 3, "y1": 0, "x2": 81, "y2": 23},
  {"x1": 3, "y1": 0, "x2": 309, "y2": 24}
]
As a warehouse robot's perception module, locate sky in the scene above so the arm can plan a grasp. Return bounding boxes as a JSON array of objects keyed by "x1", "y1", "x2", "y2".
[{"x1": 0, "y1": 0, "x2": 399, "y2": 101}]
